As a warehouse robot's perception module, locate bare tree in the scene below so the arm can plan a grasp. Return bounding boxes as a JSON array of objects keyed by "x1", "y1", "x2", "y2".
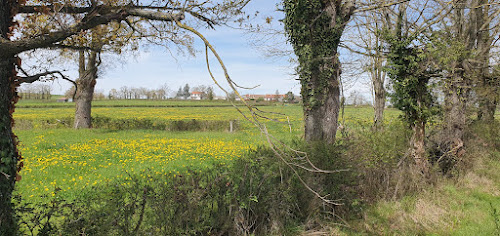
[
  {"x1": 433, "y1": 0, "x2": 500, "y2": 164},
  {"x1": 348, "y1": 4, "x2": 391, "y2": 128}
]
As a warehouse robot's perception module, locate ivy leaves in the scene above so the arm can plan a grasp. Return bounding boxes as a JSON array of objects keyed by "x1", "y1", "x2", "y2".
[
  {"x1": 384, "y1": 32, "x2": 436, "y2": 126},
  {"x1": 283, "y1": 0, "x2": 350, "y2": 108}
]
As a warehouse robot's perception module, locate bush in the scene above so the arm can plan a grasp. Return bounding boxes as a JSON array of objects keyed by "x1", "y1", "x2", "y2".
[{"x1": 15, "y1": 116, "x2": 239, "y2": 132}]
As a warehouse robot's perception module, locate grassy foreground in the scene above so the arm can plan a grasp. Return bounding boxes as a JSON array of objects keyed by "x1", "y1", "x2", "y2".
[{"x1": 344, "y1": 152, "x2": 500, "y2": 235}]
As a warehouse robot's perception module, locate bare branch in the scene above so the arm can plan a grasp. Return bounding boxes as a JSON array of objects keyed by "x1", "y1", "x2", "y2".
[
  {"x1": 354, "y1": 0, "x2": 411, "y2": 13},
  {"x1": 45, "y1": 44, "x2": 101, "y2": 52}
]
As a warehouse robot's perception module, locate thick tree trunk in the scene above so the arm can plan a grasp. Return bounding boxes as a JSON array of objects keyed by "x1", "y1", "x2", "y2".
[
  {"x1": 303, "y1": 58, "x2": 341, "y2": 144},
  {"x1": 442, "y1": 72, "x2": 469, "y2": 162},
  {"x1": 284, "y1": 1, "x2": 354, "y2": 144},
  {"x1": 0, "y1": 58, "x2": 19, "y2": 236},
  {"x1": 0, "y1": 1, "x2": 20, "y2": 234},
  {"x1": 438, "y1": 1, "x2": 474, "y2": 167},
  {"x1": 74, "y1": 50, "x2": 97, "y2": 129}
]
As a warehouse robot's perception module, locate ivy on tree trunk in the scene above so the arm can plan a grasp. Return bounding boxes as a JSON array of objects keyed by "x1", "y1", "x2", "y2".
[
  {"x1": 283, "y1": 0, "x2": 355, "y2": 144},
  {"x1": 0, "y1": 0, "x2": 20, "y2": 233},
  {"x1": 384, "y1": 6, "x2": 436, "y2": 173}
]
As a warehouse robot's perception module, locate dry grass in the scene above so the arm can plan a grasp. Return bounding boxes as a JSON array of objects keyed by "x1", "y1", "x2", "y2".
[{"x1": 460, "y1": 172, "x2": 500, "y2": 197}]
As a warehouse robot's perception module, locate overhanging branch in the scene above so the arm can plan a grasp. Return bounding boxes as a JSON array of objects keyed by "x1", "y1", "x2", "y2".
[{"x1": 3, "y1": 7, "x2": 184, "y2": 56}]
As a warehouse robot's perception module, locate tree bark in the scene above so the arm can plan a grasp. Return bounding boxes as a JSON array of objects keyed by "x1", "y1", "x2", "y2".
[
  {"x1": 0, "y1": 0, "x2": 20, "y2": 233},
  {"x1": 440, "y1": 0, "x2": 475, "y2": 164},
  {"x1": 411, "y1": 119, "x2": 428, "y2": 173},
  {"x1": 476, "y1": 0, "x2": 498, "y2": 121},
  {"x1": 284, "y1": 0, "x2": 354, "y2": 144},
  {"x1": 303, "y1": 58, "x2": 341, "y2": 144},
  {"x1": 442, "y1": 71, "x2": 469, "y2": 162},
  {"x1": 74, "y1": 50, "x2": 98, "y2": 129},
  {"x1": 0, "y1": 57, "x2": 19, "y2": 236},
  {"x1": 477, "y1": 77, "x2": 498, "y2": 122},
  {"x1": 371, "y1": 60, "x2": 386, "y2": 129}
]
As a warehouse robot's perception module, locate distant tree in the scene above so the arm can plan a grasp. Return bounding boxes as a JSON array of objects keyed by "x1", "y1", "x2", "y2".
[
  {"x1": 347, "y1": 90, "x2": 366, "y2": 106},
  {"x1": 120, "y1": 86, "x2": 130, "y2": 100},
  {"x1": 176, "y1": 86, "x2": 183, "y2": 99},
  {"x1": 65, "y1": 86, "x2": 76, "y2": 100},
  {"x1": 285, "y1": 91, "x2": 295, "y2": 103},
  {"x1": 19, "y1": 84, "x2": 52, "y2": 100},
  {"x1": 108, "y1": 89, "x2": 118, "y2": 100},
  {"x1": 158, "y1": 83, "x2": 170, "y2": 100},
  {"x1": 207, "y1": 87, "x2": 215, "y2": 101},
  {"x1": 183, "y1": 84, "x2": 191, "y2": 99},
  {"x1": 93, "y1": 90, "x2": 105, "y2": 100},
  {"x1": 227, "y1": 92, "x2": 237, "y2": 102}
]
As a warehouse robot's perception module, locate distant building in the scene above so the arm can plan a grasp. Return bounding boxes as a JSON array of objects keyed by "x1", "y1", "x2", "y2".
[
  {"x1": 56, "y1": 97, "x2": 70, "y2": 103},
  {"x1": 190, "y1": 91, "x2": 203, "y2": 100}
]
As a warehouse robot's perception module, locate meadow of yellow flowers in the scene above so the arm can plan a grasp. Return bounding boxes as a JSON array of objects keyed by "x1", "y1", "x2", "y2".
[{"x1": 13, "y1": 101, "x2": 400, "y2": 201}]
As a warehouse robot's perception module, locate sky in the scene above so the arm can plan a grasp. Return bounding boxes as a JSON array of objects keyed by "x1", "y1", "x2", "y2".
[{"x1": 21, "y1": 0, "x2": 372, "y2": 101}]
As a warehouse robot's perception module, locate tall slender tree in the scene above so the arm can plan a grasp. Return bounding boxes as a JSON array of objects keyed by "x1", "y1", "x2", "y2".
[
  {"x1": 383, "y1": 3, "x2": 438, "y2": 173},
  {"x1": 475, "y1": 0, "x2": 499, "y2": 122}
]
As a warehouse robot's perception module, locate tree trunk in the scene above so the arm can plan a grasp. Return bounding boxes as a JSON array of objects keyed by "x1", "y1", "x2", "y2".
[
  {"x1": 439, "y1": 1, "x2": 474, "y2": 166},
  {"x1": 74, "y1": 50, "x2": 98, "y2": 129},
  {"x1": 476, "y1": 0, "x2": 497, "y2": 121},
  {"x1": 0, "y1": 58, "x2": 19, "y2": 236},
  {"x1": 0, "y1": 1, "x2": 20, "y2": 233},
  {"x1": 411, "y1": 119, "x2": 428, "y2": 173},
  {"x1": 477, "y1": 78, "x2": 498, "y2": 122},
  {"x1": 303, "y1": 59, "x2": 341, "y2": 144},
  {"x1": 372, "y1": 63, "x2": 386, "y2": 129},
  {"x1": 442, "y1": 71, "x2": 469, "y2": 162},
  {"x1": 373, "y1": 89, "x2": 385, "y2": 128},
  {"x1": 284, "y1": 1, "x2": 354, "y2": 144}
]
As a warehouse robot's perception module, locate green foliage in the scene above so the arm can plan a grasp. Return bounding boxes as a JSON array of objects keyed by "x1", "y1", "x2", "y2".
[
  {"x1": 285, "y1": 91, "x2": 295, "y2": 103},
  {"x1": 383, "y1": 31, "x2": 437, "y2": 126},
  {"x1": 283, "y1": 0, "x2": 349, "y2": 109},
  {"x1": 14, "y1": 190, "x2": 70, "y2": 236}
]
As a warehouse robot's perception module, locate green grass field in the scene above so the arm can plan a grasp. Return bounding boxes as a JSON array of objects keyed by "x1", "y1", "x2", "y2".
[
  {"x1": 15, "y1": 129, "x2": 260, "y2": 201},
  {"x1": 13, "y1": 100, "x2": 401, "y2": 200}
]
